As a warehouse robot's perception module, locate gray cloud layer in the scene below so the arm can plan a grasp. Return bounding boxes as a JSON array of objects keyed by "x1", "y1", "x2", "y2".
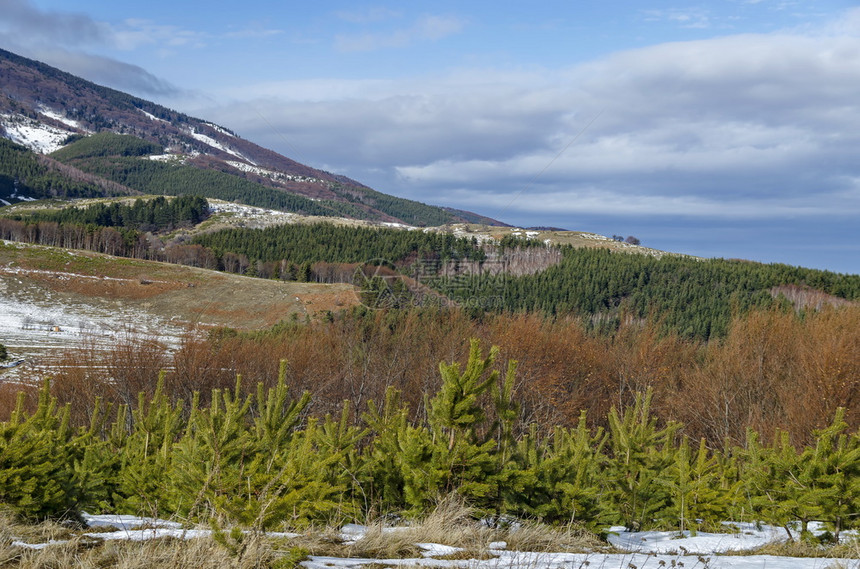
[
  {"x1": 0, "y1": 0, "x2": 181, "y2": 96},
  {"x1": 208, "y1": 19, "x2": 860, "y2": 225}
]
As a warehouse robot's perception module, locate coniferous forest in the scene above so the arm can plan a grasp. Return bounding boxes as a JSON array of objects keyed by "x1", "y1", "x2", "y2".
[{"x1": 1, "y1": 193, "x2": 859, "y2": 542}]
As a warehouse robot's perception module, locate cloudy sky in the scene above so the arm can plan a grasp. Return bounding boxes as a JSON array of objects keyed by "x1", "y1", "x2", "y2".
[{"x1": 2, "y1": 0, "x2": 859, "y2": 273}]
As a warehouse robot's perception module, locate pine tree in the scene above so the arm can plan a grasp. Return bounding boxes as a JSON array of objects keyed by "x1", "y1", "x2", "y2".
[
  {"x1": 514, "y1": 415, "x2": 609, "y2": 527},
  {"x1": 604, "y1": 390, "x2": 681, "y2": 530},
  {"x1": 803, "y1": 408, "x2": 860, "y2": 542},
  {"x1": 0, "y1": 382, "x2": 77, "y2": 519},
  {"x1": 115, "y1": 375, "x2": 184, "y2": 516},
  {"x1": 663, "y1": 438, "x2": 736, "y2": 534},
  {"x1": 169, "y1": 378, "x2": 253, "y2": 521},
  {"x1": 428, "y1": 339, "x2": 500, "y2": 509}
]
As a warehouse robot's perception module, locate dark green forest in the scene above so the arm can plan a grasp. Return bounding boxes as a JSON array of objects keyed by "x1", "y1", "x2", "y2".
[
  {"x1": 9, "y1": 195, "x2": 209, "y2": 232},
  {"x1": 191, "y1": 222, "x2": 487, "y2": 266},
  {"x1": 49, "y1": 133, "x2": 359, "y2": 217},
  {"x1": 431, "y1": 247, "x2": 860, "y2": 339},
  {"x1": 0, "y1": 138, "x2": 128, "y2": 200},
  {"x1": 192, "y1": 224, "x2": 860, "y2": 339}
]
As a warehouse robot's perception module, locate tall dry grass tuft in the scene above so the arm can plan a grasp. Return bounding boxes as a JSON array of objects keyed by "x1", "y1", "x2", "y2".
[
  {"x1": 501, "y1": 521, "x2": 602, "y2": 553},
  {"x1": 3, "y1": 534, "x2": 278, "y2": 569},
  {"x1": 347, "y1": 495, "x2": 489, "y2": 559},
  {"x1": 346, "y1": 495, "x2": 601, "y2": 559}
]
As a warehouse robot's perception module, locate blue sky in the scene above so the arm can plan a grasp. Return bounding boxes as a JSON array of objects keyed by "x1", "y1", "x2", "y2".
[{"x1": 2, "y1": 0, "x2": 859, "y2": 274}]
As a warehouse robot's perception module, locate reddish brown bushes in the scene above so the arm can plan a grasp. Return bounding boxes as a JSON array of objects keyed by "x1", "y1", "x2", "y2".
[{"x1": 27, "y1": 305, "x2": 860, "y2": 448}]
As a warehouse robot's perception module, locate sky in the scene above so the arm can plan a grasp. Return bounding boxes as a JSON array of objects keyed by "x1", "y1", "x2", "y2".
[{"x1": 1, "y1": 0, "x2": 859, "y2": 274}]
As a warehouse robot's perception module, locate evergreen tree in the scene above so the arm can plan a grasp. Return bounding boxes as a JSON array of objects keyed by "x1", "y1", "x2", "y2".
[
  {"x1": 0, "y1": 382, "x2": 77, "y2": 519},
  {"x1": 604, "y1": 390, "x2": 681, "y2": 530}
]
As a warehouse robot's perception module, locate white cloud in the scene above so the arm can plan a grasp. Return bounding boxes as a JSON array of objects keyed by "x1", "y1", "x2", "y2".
[
  {"x1": 111, "y1": 18, "x2": 208, "y2": 50},
  {"x1": 334, "y1": 14, "x2": 465, "y2": 52},
  {"x1": 200, "y1": 9, "x2": 860, "y2": 226},
  {"x1": 641, "y1": 8, "x2": 712, "y2": 29}
]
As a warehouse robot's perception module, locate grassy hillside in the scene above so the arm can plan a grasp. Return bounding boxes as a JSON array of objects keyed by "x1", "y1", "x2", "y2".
[{"x1": 0, "y1": 240, "x2": 358, "y2": 333}]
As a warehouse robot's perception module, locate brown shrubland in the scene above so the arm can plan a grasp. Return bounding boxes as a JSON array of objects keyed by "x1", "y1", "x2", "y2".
[{"x1": 8, "y1": 305, "x2": 858, "y2": 448}]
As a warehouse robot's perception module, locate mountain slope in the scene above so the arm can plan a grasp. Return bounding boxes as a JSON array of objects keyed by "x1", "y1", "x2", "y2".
[{"x1": 0, "y1": 48, "x2": 497, "y2": 226}]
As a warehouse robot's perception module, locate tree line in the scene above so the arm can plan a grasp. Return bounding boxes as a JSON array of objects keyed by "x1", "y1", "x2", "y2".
[
  {"x1": 2, "y1": 340, "x2": 857, "y2": 542},
  {"x1": 0, "y1": 138, "x2": 132, "y2": 201},
  {"x1": 3, "y1": 197, "x2": 859, "y2": 339},
  {"x1": 430, "y1": 247, "x2": 860, "y2": 339},
  {"x1": 10, "y1": 195, "x2": 209, "y2": 232}
]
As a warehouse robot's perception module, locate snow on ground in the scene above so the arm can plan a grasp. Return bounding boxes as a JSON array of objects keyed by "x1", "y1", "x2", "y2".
[
  {"x1": 139, "y1": 109, "x2": 167, "y2": 123},
  {"x1": 37, "y1": 106, "x2": 86, "y2": 131},
  {"x1": 225, "y1": 160, "x2": 327, "y2": 186},
  {"x1": 0, "y1": 261, "x2": 189, "y2": 354},
  {"x1": 606, "y1": 523, "x2": 790, "y2": 554},
  {"x1": 381, "y1": 221, "x2": 419, "y2": 230},
  {"x1": 1, "y1": 112, "x2": 74, "y2": 153},
  {"x1": 6, "y1": 516, "x2": 856, "y2": 568},
  {"x1": 147, "y1": 153, "x2": 181, "y2": 162},
  {"x1": 203, "y1": 122, "x2": 234, "y2": 137},
  {"x1": 207, "y1": 200, "x2": 297, "y2": 228},
  {"x1": 82, "y1": 513, "x2": 182, "y2": 531},
  {"x1": 188, "y1": 128, "x2": 255, "y2": 164}
]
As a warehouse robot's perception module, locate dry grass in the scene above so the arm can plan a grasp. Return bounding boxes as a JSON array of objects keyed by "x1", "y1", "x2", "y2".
[
  {"x1": 0, "y1": 512, "x2": 76, "y2": 546},
  {"x1": 724, "y1": 536, "x2": 860, "y2": 561},
  {"x1": 344, "y1": 496, "x2": 599, "y2": 560},
  {"x1": 0, "y1": 534, "x2": 280, "y2": 569},
  {"x1": 502, "y1": 520, "x2": 602, "y2": 553}
]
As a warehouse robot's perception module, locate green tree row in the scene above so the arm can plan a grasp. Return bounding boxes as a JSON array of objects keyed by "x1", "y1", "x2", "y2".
[
  {"x1": 191, "y1": 222, "x2": 487, "y2": 266},
  {"x1": 11, "y1": 195, "x2": 209, "y2": 232},
  {"x1": 2, "y1": 342, "x2": 858, "y2": 541},
  {"x1": 430, "y1": 247, "x2": 860, "y2": 339},
  {"x1": 0, "y1": 138, "x2": 122, "y2": 201},
  {"x1": 49, "y1": 132, "x2": 162, "y2": 161}
]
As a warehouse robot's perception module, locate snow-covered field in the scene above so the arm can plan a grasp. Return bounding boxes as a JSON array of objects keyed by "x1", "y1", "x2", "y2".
[
  {"x1": 0, "y1": 261, "x2": 189, "y2": 381},
  {"x1": 9, "y1": 515, "x2": 857, "y2": 569}
]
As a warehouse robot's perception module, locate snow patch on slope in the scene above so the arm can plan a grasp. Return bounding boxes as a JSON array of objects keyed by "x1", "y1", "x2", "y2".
[
  {"x1": 226, "y1": 160, "x2": 326, "y2": 185},
  {"x1": 203, "y1": 122, "x2": 233, "y2": 136},
  {"x1": 139, "y1": 109, "x2": 167, "y2": 123},
  {"x1": 189, "y1": 128, "x2": 255, "y2": 164},
  {"x1": 38, "y1": 106, "x2": 86, "y2": 131},
  {"x1": 1, "y1": 113, "x2": 74, "y2": 153}
]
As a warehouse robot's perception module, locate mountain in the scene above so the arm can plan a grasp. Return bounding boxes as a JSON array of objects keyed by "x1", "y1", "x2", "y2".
[{"x1": 0, "y1": 47, "x2": 501, "y2": 226}]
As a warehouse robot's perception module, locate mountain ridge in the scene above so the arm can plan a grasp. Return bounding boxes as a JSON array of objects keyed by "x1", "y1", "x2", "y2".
[{"x1": 0, "y1": 47, "x2": 501, "y2": 226}]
